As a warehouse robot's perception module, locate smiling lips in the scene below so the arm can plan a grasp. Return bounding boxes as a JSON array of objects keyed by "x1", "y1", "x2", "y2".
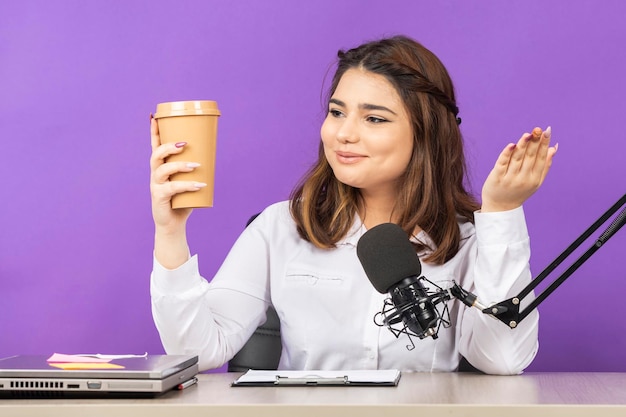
[{"x1": 335, "y1": 151, "x2": 366, "y2": 164}]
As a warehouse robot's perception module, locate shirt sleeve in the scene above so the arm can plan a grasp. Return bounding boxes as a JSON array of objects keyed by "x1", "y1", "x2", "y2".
[
  {"x1": 457, "y1": 206, "x2": 539, "y2": 375},
  {"x1": 150, "y1": 220, "x2": 271, "y2": 371}
]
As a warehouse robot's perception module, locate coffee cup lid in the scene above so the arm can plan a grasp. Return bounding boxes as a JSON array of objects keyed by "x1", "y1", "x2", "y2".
[{"x1": 154, "y1": 100, "x2": 221, "y2": 118}]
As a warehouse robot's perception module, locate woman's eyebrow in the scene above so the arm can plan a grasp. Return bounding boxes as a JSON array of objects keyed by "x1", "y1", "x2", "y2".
[
  {"x1": 329, "y1": 98, "x2": 346, "y2": 107},
  {"x1": 329, "y1": 98, "x2": 397, "y2": 115},
  {"x1": 360, "y1": 103, "x2": 397, "y2": 115}
]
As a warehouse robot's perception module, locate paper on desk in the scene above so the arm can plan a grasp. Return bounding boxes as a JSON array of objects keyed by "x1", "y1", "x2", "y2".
[
  {"x1": 47, "y1": 353, "x2": 111, "y2": 363},
  {"x1": 233, "y1": 369, "x2": 401, "y2": 385},
  {"x1": 72, "y1": 352, "x2": 148, "y2": 360},
  {"x1": 48, "y1": 362, "x2": 126, "y2": 370}
]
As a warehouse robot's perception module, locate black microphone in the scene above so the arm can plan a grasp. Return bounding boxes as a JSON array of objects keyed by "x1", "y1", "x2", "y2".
[{"x1": 356, "y1": 223, "x2": 451, "y2": 344}]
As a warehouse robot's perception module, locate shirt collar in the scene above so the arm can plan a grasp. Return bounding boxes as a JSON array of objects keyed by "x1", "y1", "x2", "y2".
[
  {"x1": 336, "y1": 214, "x2": 474, "y2": 258},
  {"x1": 336, "y1": 215, "x2": 367, "y2": 247},
  {"x1": 336, "y1": 216, "x2": 437, "y2": 256}
]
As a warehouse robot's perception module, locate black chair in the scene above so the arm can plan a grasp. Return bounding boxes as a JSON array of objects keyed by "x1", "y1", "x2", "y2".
[{"x1": 228, "y1": 305, "x2": 282, "y2": 372}]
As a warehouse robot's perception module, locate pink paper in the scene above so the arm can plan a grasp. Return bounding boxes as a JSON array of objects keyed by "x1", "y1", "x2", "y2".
[
  {"x1": 47, "y1": 353, "x2": 111, "y2": 363},
  {"x1": 49, "y1": 362, "x2": 124, "y2": 370}
]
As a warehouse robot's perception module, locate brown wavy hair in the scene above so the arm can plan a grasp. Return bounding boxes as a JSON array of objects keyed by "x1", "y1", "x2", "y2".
[{"x1": 290, "y1": 35, "x2": 480, "y2": 264}]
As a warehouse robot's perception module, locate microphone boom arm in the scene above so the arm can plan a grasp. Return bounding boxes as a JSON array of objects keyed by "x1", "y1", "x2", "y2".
[{"x1": 455, "y1": 194, "x2": 626, "y2": 329}]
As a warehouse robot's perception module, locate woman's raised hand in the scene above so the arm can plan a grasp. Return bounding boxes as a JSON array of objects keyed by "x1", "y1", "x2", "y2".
[{"x1": 481, "y1": 127, "x2": 558, "y2": 213}]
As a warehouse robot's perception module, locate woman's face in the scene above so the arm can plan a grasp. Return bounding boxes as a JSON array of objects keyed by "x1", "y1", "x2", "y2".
[{"x1": 321, "y1": 68, "x2": 414, "y2": 195}]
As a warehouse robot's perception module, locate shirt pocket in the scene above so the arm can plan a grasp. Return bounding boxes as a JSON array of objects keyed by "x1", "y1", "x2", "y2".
[
  {"x1": 284, "y1": 268, "x2": 344, "y2": 287},
  {"x1": 420, "y1": 268, "x2": 456, "y2": 289}
]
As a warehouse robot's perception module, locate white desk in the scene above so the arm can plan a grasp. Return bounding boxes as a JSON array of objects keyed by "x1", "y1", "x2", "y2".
[{"x1": 2, "y1": 372, "x2": 626, "y2": 417}]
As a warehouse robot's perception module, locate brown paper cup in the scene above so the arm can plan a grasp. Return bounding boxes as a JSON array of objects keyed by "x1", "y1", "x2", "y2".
[{"x1": 154, "y1": 100, "x2": 221, "y2": 209}]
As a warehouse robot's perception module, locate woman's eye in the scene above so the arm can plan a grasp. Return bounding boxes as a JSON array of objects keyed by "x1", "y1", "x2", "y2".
[
  {"x1": 329, "y1": 109, "x2": 343, "y2": 118},
  {"x1": 367, "y1": 116, "x2": 387, "y2": 124}
]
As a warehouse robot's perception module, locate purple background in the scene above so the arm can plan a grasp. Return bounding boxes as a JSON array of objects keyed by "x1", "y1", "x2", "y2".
[{"x1": 1, "y1": 1, "x2": 625, "y2": 372}]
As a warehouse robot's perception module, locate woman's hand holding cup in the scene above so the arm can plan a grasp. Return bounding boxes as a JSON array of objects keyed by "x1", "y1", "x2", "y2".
[{"x1": 149, "y1": 116, "x2": 203, "y2": 232}]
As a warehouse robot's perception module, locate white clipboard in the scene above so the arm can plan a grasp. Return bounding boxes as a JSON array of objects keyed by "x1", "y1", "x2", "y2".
[{"x1": 231, "y1": 369, "x2": 401, "y2": 387}]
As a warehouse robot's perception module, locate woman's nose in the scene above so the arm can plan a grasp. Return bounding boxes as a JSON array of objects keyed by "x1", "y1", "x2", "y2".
[{"x1": 336, "y1": 117, "x2": 359, "y2": 143}]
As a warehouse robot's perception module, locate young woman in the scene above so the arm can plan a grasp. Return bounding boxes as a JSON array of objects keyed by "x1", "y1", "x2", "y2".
[{"x1": 149, "y1": 35, "x2": 557, "y2": 375}]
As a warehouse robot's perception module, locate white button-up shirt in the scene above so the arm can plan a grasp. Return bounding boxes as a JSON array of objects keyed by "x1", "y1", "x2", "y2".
[{"x1": 151, "y1": 201, "x2": 538, "y2": 375}]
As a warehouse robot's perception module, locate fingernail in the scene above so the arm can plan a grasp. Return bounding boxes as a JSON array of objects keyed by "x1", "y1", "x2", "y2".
[
  {"x1": 509, "y1": 143, "x2": 517, "y2": 150},
  {"x1": 530, "y1": 127, "x2": 542, "y2": 140},
  {"x1": 149, "y1": 113, "x2": 154, "y2": 120},
  {"x1": 544, "y1": 126, "x2": 552, "y2": 139},
  {"x1": 186, "y1": 162, "x2": 201, "y2": 168},
  {"x1": 524, "y1": 133, "x2": 533, "y2": 141},
  {"x1": 193, "y1": 182, "x2": 207, "y2": 189},
  {"x1": 175, "y1": 142, "x2": 187, "y2": 148},
  {"x1": 554, "y1": 142, "x2": 559, "y2": 152}
]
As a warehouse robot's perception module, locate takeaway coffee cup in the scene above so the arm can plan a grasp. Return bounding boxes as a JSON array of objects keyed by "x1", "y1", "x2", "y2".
[{"x1": 154, "y1": 100, "x2": 221, "y2": 208}]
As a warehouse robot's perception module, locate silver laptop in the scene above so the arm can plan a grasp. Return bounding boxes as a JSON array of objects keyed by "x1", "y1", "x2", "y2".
[{"x1": 0, "y1": 354, "x2": 198, "y2": 398}]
